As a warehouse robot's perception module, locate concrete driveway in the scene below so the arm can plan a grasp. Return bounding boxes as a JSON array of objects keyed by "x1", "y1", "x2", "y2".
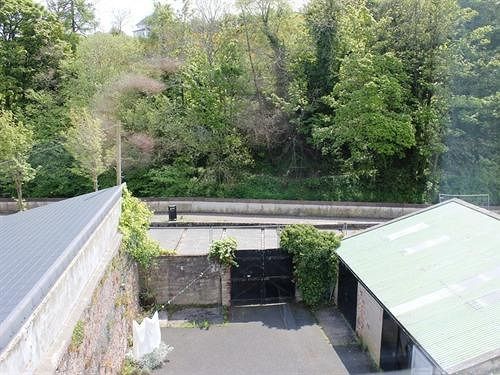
[{"x1": 155, "y1": 304, "x2": 349, "y2": 375}]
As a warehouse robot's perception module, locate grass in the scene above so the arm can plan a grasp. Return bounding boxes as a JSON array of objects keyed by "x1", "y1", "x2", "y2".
[
  {"x1": 70, "y1": 320, "x2": 85, "y2": 351},
  {"x1": 180, "y1": 319, "x2": 211, "y2": 329}
]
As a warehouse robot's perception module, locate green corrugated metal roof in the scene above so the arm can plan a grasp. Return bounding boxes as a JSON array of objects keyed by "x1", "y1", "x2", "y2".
[{"x1": 337, "y1": 199, "x2": 500, "y2": 373}]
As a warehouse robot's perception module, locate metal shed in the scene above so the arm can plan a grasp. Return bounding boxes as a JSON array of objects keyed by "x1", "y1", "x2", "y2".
[{"x1": 336, "y1": 199, "x2": 500, "y2": 374}]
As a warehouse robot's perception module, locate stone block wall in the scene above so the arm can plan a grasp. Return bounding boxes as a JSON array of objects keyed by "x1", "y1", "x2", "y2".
[
  {"x1": 56, "y1": 252, "x2": 139, "y2": 374},
  {"x1": 140, "y1": 255, "x2": 231, "y2": 306}
]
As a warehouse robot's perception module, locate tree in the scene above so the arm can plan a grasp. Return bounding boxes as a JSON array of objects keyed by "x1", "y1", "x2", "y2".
[
  {"x1": 0, "y1": 110, "x2": 36, "y2": 210},
  {"x1": 63, "y1": 109, "x2": 114, "y2": 191},
  {"x1": 239, "y1": 0, "x2": 291, "y2": 100},
  {"x1": 110, "y1": 8, "x2": 130, "y2": 35},
  {"x1": 312, "y1": 4, "x2": 415, "y2": 177},
  {"x1": 46, "y1": 0, "x2": 97, "y2": 35},
  {"x1": 313, "y1": 52, "x2": 415, "y2": 176},
  {"x1": 145, "y1": 3, "x2": 190, "y2": 58},
  {"x1": 441, "y1": 0, "x2": 500, "y2": 203},
  {"x1": 0, "y1": 0, "x2": 70, "y2": 110},
  {"x1": 373, "y1": 0, "x2": 460, "y2": 200},
  {"x1": 63, "y1": 33, "x2": 144, "y2": 108},
  {"x1": 304, "y1": 0, "x2": 342, "y2": 102}
]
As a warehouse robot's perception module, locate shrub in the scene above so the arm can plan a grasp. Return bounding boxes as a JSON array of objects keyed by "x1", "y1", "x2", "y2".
[
  {"x1": 208, "y1": 237, "x2": 238, "y2": 268},
  {"x1": 280, "y1": 224, "x2": 340, "y2": 307},
  {"x1": 119, "y1": 187, "x2": 162, "y2": 268}
]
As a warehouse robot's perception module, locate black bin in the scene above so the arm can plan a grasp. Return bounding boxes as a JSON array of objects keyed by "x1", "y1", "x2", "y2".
[{"x1": 168, "y1": 205, "x2": 177, "y2": 221}]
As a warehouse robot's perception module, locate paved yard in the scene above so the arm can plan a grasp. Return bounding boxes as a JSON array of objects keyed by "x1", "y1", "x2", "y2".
[
  {"x1": 155, "y1": 304, "x2": 350, "y2": 375},
  {"x1": 315, "y1": 307, "x2": 376, "y2": 374}
]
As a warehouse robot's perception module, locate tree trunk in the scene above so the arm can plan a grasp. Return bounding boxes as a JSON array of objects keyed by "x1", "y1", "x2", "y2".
[
  {"x1": 93, "y1": 175, "x2": 98, "y2": 192},
  {"x1": 71, "y1": 0, "x2": 76, "y2": 33},
  {"x1": 14, "y1": 176, "x2": 24, "y2": 211},
  {"x1": 242, "y1": 10, "x2": 263, "y2": 105}
]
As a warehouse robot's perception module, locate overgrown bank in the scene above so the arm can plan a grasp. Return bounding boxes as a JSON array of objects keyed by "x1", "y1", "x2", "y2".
[{"x1": 0, "y1": 0, "x2": 498, "y2": 205}]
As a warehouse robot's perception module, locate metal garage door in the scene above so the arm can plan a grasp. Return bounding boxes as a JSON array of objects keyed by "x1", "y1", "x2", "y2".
[
  {"x1": 337, "y1": 261, "x2": 358, "y2": 330},
  {"x1": 231, "y1": 249, "x2": 295, "y2": 305}
]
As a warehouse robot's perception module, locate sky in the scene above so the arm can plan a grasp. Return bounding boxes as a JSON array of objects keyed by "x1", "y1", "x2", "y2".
[
  {"x1": 93, "y1": 0, "x2": 308, "y2": 34},
  {"x1": 39, "y1": 0, "x2": 308, "y2": 35},
  {"x1": 74, "y1": 0, "x2": 157, "y2": 34},
  {"x1": 92, "y1": 0, "x2": 156, "y2": 34}
]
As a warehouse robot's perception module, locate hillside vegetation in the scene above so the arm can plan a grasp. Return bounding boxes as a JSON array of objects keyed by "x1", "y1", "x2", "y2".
[{"x1": 0, "y1": 0, "x2": 498, "y2": 204}]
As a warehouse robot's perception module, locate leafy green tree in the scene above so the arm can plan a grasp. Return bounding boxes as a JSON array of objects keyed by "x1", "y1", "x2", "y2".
[
  {"x1": 373, "y1": 0, "x2": 460, "y2": 200},
  {"x1": 0, "y1": 0, "x2": 70, "y2": 110},
  {"x1": 441, "y1": 0, "x2": 500, "y2": 203},
  {"x1": 46, "y1": 0, "x2": 97, "y2": 34},
  {"x1": 181, "y1": 37, "x2": 253, "y2": 184},
  {"x1": 145, "y1": 3, "x2": 188, "y2": 57},
  {"x1": 314, "y1": 4, "x2": 413, "y2": 170},
  {"x1": 63, "y1": 109, "x2": 114, "y2": 191},
  {"x1": 314, "y1": 52, "x2": 415, "y2": 176},
  {"x1": 304, "y1": 0, "x2": 342, "y2": 103},
  {"x1": 0, "y1": 110, "x2": 36, "y2": 210}
]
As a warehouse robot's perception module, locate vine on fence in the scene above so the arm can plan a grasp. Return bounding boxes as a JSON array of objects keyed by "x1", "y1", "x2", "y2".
[{"x1": 280, "y1": 224, "x2": 340, "y2": 308}]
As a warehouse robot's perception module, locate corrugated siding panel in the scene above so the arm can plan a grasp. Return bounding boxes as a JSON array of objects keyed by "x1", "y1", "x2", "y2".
[{"x1": 337, "y1": 201, "x2": 500, "y2": 372}]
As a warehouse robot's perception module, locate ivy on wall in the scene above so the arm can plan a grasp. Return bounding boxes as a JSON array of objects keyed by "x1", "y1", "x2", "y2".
[
  {"x1": 208, "y1": 237, "x2": 238, "y2": 268},
  {"x1": 119, "y1": 187, "x2": 162, "y2": 268},
  {"x1": 280, "y1": 224, "x2": 340, "y2": 307}
]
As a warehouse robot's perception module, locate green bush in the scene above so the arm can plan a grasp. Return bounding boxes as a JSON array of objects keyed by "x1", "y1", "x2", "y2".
[
  {"x1": 280, "y1": 224, "x2": 340, "y2": 307},
  {"x1": 208, "y1": 237, "x2": 238, "y2": 268},
  {"x1": 119, "y1": 187, "x2": 162, "y2": 268}
]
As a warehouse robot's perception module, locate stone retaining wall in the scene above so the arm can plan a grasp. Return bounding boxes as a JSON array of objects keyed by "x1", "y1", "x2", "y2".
[
  {"x1": 140, "y1": 255, "x2": 231, "y2": 306},
  {"x1": 56, "y1": 252, "x2": 139, "y2": 374},
  {"x1": 0, "y1": 197, "x2": 431, "y2": 219}
]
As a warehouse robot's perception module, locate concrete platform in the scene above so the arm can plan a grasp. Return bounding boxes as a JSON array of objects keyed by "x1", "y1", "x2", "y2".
[{"x1": 149, "y1": 227, "x2": 281, "y2": 255}]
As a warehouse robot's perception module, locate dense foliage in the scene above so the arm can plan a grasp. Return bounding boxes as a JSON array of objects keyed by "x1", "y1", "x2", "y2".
[
  {"x1": 0, "y1": 0, "x2": 498, "y2": 204},
  {"x1": 119, "y1": 188, "x2": 162, "y2": 268},
  {"x1": 280, "y1": 224, "x2": 340, "y2": 307}
]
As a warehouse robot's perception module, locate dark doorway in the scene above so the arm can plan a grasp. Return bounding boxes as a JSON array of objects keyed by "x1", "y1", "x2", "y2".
[
  {"x1": 337, "y1": 261, "x2": 358, "y2": 330},
  {"x1": 380, "y1": 311, "x2": 413, "y2": 371},
  {"x1": 231, "y1": 249, "x2": 295, "y2": 305}
]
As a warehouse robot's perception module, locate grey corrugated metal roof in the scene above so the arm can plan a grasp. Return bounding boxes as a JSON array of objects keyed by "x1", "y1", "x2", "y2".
[
  {"x1": 0, "y1": 186, "x2": 122, "y2": 353},
  {"x1": 337, "y1": 199, "x2": 500, "y2": 373}
]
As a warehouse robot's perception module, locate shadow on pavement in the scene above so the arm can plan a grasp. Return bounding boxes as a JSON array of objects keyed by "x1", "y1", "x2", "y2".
[
  {"x1": 315, "y1": 306, "x2": 378, "y2": 374},
  {"x1": 229, "y1": 303, "x2": 316, "y2": 331}
]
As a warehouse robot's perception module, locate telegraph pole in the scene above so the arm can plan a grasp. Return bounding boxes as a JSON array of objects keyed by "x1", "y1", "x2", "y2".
[{"x1": 116, "y1": 121, "x2": 122, "y2": 185}]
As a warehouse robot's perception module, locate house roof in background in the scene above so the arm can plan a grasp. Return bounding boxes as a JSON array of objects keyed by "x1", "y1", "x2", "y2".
[
  {"x1": 337, "y1": 199, "x2": 500, "y2": 373},
  {"x1": 0, "y1": 186, "x2": 122, "y2": 353}
]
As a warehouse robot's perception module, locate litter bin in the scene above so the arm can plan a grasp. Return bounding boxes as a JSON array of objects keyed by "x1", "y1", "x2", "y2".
[{"x1": 168, "y1": 205, "x2": 177, "y2": 221}]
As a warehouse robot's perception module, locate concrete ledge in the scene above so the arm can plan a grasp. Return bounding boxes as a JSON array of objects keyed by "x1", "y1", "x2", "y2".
[
  {"x1": 2, "y1": 197, "x2": 498, "y2": 220},
  {"x1": 150, "y1": 221, "x2": 376, "y2": 230}
]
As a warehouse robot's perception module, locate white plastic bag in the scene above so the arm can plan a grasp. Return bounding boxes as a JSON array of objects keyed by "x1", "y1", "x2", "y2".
[{"x1": 133, "y1": 311, "x2": 162, "y2": 360}]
